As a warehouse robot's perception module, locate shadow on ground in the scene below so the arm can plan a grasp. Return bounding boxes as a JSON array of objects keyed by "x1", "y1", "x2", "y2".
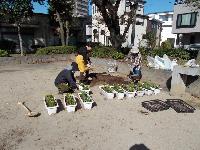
[{"x1": 129, "y1": 144, "x2": 150, "y2": 150}]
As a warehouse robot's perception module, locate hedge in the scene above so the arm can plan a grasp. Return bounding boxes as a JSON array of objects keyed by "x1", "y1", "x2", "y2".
[
  {"x1": 91, "y1": 46, "x2": 125, "y2": 60},
  {"x1": 36, "y1": 45, "x2": 125, "y2": 60},
  {"x1": 36, "y1": 46, "x2": 77, "y2": 55},
  {"x1": 0, "y1": 49, "x2": 9, "y2": 57},
  {"x1": 139, "y1": 47, "x2": 190, "y2": 60}
]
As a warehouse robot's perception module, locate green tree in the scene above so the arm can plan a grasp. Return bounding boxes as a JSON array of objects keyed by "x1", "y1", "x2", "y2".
[
  {"x1": 184, "y1": 0, "x2": 200, "y2": 8},
  {"x1": 0, "y1": 0, "x2": 45, "y2": 56},
  {"x1": 92, "y1": 0, "x2": 143, "y2": 49},
  {"x1": 144, "y1": 31, "x2": 157, "y2": 49},
  {"x1": 48, "y1": 0, "x2": 74, "y2": 46}
]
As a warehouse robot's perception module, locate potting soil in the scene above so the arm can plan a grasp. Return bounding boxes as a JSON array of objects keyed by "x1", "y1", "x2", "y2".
[{"x1": 89, "y1": 73, "x2": 128, "y2": 87}]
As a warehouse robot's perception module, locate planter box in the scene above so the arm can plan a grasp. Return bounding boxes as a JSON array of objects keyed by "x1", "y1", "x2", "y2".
[
  {"x1": 154, "y1": 89, "x2": 161, "y2": 95},
  {"x1": 150, "y1": 87, "x2": 161, "y2": 95},
  {"x1": 78, "y1": 85, "x2": 91, "y2": 94},
  {"x1": 64, "y1": 94, "x2": 77, "y2": 112},
  {"x1": 44, "y1": 96, "x2": 58, "y2": 115},
  {"x1": 144, "y1": 89, "x2": 154, "y2": 96},
  {"x1": 112, "y1": 86, "x2": 125, "y2": 100},
  {"x1": 99, "y1": 86, "x2": 115, "y2": 99},
  {"x1": 78, "y1": 93, "x2": 94, "y2": 110},
  {"x1": 125, "y1": 91, "x2": 137, "y2": 98},
  {"x1": 137, "y1": 90, "x2": 145, "y2": 97},
  {"x1": 115, "y1": 92, "x2": 125, "y2": 99}
]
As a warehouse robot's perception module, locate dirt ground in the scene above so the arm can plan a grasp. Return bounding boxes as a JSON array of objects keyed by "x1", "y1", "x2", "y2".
[{"x1": 0, "y1": 61, "x2": 200, "y2": 150}]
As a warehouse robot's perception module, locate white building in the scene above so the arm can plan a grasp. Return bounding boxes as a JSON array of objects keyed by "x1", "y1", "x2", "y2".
[
  {"x1": 148, "y1": 11, "x2": 177, "y2": 47},
  {"x1": 172, "y1": 1, "x2": 200, "y2": 50},
  {"x1": 92, "y1": 0, "x2": 147, "y2": 48},
  {"x1": 73, "y1": 0, "x2": 89, "y2": 17}
]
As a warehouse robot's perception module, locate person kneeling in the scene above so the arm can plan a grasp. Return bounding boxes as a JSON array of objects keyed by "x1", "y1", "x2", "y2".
[
  {"x1": 75, "y1": 50, "x2": 90, "y2": 83},
  {"x1": 54, "y1": 62, "x2": 79, "y2": 94}
]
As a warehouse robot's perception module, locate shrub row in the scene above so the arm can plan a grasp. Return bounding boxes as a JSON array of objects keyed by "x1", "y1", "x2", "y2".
[
  {"x1": 36, "y1": 46, "x2": 77, "y2": 55},
  {"x1": 36, "y1": 45, "x2": 125, "y2": 60},
  {"x1": 91, "y1": 46, "x2": 125, "y2": 60},
  {"x1": 0, "y1": 49, "x2": 9, "y2": 57},
  {"x1": 139, "y1": 47, "x2": 190, "y2": 60}
]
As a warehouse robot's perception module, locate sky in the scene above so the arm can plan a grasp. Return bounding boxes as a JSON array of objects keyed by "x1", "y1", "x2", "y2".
[{"x1": 33, "y1": 0, "x2": 174, "y2": 15}]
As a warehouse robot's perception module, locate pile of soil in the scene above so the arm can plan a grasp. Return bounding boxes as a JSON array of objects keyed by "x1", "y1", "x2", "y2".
[{"x1": 89, "y1": 73, "x2": 129, "y2": 87}]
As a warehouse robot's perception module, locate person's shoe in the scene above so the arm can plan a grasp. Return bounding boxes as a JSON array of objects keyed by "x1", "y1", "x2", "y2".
[{"x1": 88, "y1": 77, "x2": 93, "y2": 80}]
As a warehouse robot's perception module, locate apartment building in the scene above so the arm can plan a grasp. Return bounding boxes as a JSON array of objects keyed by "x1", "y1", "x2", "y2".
[
  {"x1": 172, "y1": 0, "x2": 200, "y2": 50},
  {"x1": 148, "y1": 11, "x2": 177, "y2": 47},
  {"x1": 0, "y1": 13, "x2": 60, "y2": 52},
  {"x1": 74, "y1": 0, "x2": 89, "y2": 17}
]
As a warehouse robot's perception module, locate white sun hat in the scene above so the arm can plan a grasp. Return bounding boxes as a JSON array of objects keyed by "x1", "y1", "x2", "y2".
[{"x1": 130, "y1": 46, "x2": 139, "y2": 53}]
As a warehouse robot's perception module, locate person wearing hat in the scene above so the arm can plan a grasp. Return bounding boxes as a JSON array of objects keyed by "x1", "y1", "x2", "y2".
[
  {"x1": 126, "y1": 46, "x2": 142, "y2": 82},
  {"x1": 54, "y1": 62, "x2": 79, "y2": 94}
]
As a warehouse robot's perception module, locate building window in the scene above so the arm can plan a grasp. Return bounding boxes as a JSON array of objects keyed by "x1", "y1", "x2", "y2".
[
  {"x1": 159, "y1": 15, "x2": 168, "y2": 21},
  {"x1": 177, "y1": 12, "x2": 197, "y2": 28}
]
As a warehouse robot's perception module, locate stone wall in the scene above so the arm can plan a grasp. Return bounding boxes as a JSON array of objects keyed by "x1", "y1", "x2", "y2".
[{"x1": 0, "y1": 54, "x2": 75, "y2": 66}]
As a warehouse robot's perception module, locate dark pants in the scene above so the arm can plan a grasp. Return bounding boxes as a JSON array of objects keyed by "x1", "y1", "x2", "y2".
[
  {"x1": 132, "y1": 67, "x2": 141, "y2": 76},
  {"x1": 79, "y1": 70, "x2": 89, "y2": 83}
]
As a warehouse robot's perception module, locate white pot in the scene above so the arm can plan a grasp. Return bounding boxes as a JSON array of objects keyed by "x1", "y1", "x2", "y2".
[
  {"x1": 154, "y1": 89, "x2": 161, "y2": 95},
  {"x1": 144, "y1": 89, "x2": 153, "y2": 96},
  {"x1": 99, "y1": 86, "x2": 115, "y2": 99},
  {"x1": 44, "y1": 97, "x2": 58, "y2": 115},
  {"x1": 78, "y1": 85, "x2": 90, "y2": 94},
  {"x1": 78, "y1": 93, "x2": 94, "y2": 110},
  {"x1": 125, "y1": 91, "x2": 136, "y2": 98},
  {"x1": 137, "y1": 91, "x2": 145, "y2": 97},
  {"x1": 116, "y1": 92, "x2": 125, "y2": 100},
  {"x1": 64, "y1": 95, "x2": 77, "y2": 112}
]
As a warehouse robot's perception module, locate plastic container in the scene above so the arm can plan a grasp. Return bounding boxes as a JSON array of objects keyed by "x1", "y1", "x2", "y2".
[
  {"x1": 44, "y1": 96, "x2": 58, "y2": 115},
  {"x1": 63, "y1": 94, "x2": 77, "y2": 112}
]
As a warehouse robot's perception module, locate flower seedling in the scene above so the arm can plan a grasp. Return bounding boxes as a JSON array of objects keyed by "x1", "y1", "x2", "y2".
[
  {"x1": 80, "y1": 92, "x2": 92, "y2": 102},
  {"x1": 45, "y1": 95, "x2": 57, "y2": 107},
  {"x1": 136, "y1": 86, "x2": 143, "y2": 91},
  {"x1": 80, "y1": 83, "x2": 90, "y2": 90},
  {"x1": 142, "y1": 82, "x2": 152, "y2": 90},
  {"x1": 123, "y1": 83, "x2": 135, "y2": 92},
  {"x1": 65, "y1": 94, "x2": 76, "y2": 105},
  {"x1": 112, "y1": 84, "x2": 124, "y2": 93},
  {"x1": 102, "y1": 85, "x2": 114, "y2": 93}
]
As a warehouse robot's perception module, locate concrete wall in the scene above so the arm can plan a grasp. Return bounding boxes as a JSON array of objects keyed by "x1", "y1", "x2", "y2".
[{"x1": 172, "y1": 4, "x2": 200, "y2": 34}]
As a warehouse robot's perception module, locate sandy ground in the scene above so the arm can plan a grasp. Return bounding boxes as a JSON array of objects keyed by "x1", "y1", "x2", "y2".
[{"x1": 0, "y1": 61, "x2": 200, "y2": 150}]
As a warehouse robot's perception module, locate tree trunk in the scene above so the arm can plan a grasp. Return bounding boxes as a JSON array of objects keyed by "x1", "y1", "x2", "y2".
[
  {"x1": 131, "y1": 24, "x2": 135, "y2": 46},
  {"x1": 17, "y1": 24, "x2": 23, "y2": 56},
  {"x1": 65, "y1": 21, "x2": 69, "y2": 46},
  {"x1": 109, "y1": 30, "x2": 122, "y2": 49},
  {"x1": 56, "y1": 11, "x2": 65, "y2": 46}
]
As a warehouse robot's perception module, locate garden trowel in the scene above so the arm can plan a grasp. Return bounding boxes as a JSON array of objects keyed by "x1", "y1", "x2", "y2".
[{"x1": 18, "y1": 101, "x2": 40, "y2": 117}]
